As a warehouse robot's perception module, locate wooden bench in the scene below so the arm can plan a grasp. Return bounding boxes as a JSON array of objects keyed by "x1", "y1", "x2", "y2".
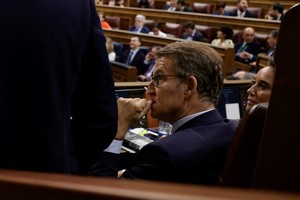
[
  {"x1": 104, "y1": 29, "x2": 235, "y2": 76},
  {"x1": 96, "y1": 5, "x2": 280, "y2": 34},
  {"x1": 110, "y1": 61, "x2": 137, "y2": 82},
  {"x1": 1, "y1": 169, "x2": 300, "y2": 200}
]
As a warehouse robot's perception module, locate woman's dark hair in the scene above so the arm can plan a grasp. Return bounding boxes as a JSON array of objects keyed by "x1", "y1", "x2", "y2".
[
  {"x1": 138, "y1": 0, "x2": 149, "y2": 8},
  {"x1": 220, "y1": 26, "x2": 233, "y2": 39}
]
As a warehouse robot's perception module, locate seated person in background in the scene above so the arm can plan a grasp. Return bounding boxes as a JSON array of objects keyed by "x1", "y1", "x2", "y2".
[
  {"x1": 92, "y1": 41, "x2": 237, "y2": 184},
  {"x1": 163, "y1": 0, "x2": 177, "y2": 12},
  {"x1": 226, "y1": 69, "x2": 255, "y2": 80},
  {"x1": 211, "y1": 26, "x2": 234, "y2": 48},
  {"x1": 265, "y1": 3, "x2": 284, "y2": 21},
  {"x1": 95, "y1": 0, "x2": 102, "y2": 5},
  {"x1": 98, "y1": 12, "x2": 111, "y2": 30},
  {"x1": 137, "y1": 46, "x2": 162, "y2": 81},
  {"x1": 230, "y1": 0, "x2": 254, "y2": 18},
  {"x1": 213, "y1": 0, "x2": 229, "y2": 16},
  {"x1": 175, "y1": 0, "x2": 193, "y2": 12},
  {"x1": 114, "y1": 0, "x2": 125, "y2": 7},
  {"x1": 128, "y1": 14, "x2": 150, "y2": 34},
  {"x1": 105, "y1": 37, "x2": 116, "y2": 61},
  {"x1": 266, "y1": 30, "x2": 278, "y2": 56},
  {"x1": 138, "y1": 0, "x2": 154, "y2": 8},
  {"x1": 119, "y1": 36, "x2": 146, "y2": 75},
  {"x1": 148, "y1": 23, "x2": 167, "y2": 37},
  {"x1": 183, "y1": 21, "x2": 203, "y2": 42},
  {"x1": 235, "y1": 27, "x2": 262, "y2": 66},
  {"x1": 246, "y1": 57, "x2": 276, "y2": 111}
]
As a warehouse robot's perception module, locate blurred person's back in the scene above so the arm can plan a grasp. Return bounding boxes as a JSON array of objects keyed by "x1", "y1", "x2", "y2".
[{"x1": 0, "y1": 0, "x2": 118, "y2": 174}]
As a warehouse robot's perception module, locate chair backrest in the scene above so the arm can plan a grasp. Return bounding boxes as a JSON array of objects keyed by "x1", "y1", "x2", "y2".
[
  {"x1": 195, "y1": 25, "x2": 218, "y2": 43},
  {"x1": 112, "y1": 41, "x2": 124, "y2": 62},
  {"x1": 219, "y1": 103, "x2": 269, "y2": 188},
  {"x1": 192, "y1": 3, "x2": 214, "y2": 14},
  {"x1": 247, "y1": 7, "x2": 264, "y2": 18},
  {"x1": 105, "y1": 16, "x2": 120, "y2": 29},
  {"x1": 160, "y1": 22, "x2": 184, "y2": 38},
  {"x1": 143, "y1": 19, "x2": 156, "y2": 31}
]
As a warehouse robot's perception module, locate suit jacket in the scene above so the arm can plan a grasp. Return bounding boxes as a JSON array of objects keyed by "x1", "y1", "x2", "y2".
[
  {"x1": 235, "y1": 41, "x2": 262, "y2": 64},
  {"x1": 120, "y1": 49, "x2": 146, "y2": 75},
  {"x1": 92, "y1": 109, "x2": 237, "y2": 184},
  {"x1": 183, "y1": 31, "x2": 204, "y2": 42},
  {"x1": 128, "y1": 26, "x2": 150, "y2": 34},
  {"x1": 230, "y1": 10, "x2": 255, "y2": 18},
  {"x1": 0, "y1": 0, "x2": 118, "y2": 174}
]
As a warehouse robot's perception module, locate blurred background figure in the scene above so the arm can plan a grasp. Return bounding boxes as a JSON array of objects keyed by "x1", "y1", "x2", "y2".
[
  {"x1": 163, "y1": 0, "x2": 178, "y2": 12},
  {"x1": 137, "y1": 46, "x2": 162, "y2": 81},
  {"x1": 183, "y1": 21, "x2": 203, "y2": 42},
  {"x1": 128, "y1": 14, "x2": 150, "y2": 33},
  {"x1": 114, "y1": 0, "x2": 125, "y2": 7},
  {"x1": 106, "y1": 37, "x2": 116, "y2": 61},
  {"x1": 99, "y1": 12, "x2": 112, "y2": 30},
  {"x1": 230, "y1": 0, "x2": 254, "y2": 18},
  {"x1": 175, "y1": 0, "x2": 193, "y2": 12},
  {"x1": 213, "y1": 0, "x2": 229, "y2": 16},
  {"x1": 211, "y1": 26, "x2": 234, "y2": 48},
  {"x1": 138, "y1": 0, "x2": 154, "y2": 8},
  {"x1": 148, "y1": 23, "x2": 167, "y2": 37},
  {"x1": 265, "y1": 3, "x2": 284, "y2": 20}
]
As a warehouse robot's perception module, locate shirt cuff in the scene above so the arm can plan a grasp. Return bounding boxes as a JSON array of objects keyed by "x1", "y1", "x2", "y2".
[{"x1": 104, "y1": 139, "x2": 123, "y2": 154}]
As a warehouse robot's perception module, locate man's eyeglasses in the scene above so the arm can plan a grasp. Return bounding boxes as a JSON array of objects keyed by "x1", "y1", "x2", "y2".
[{"x1": 150, "y1": 74, "x2": 181, "y2": 87}]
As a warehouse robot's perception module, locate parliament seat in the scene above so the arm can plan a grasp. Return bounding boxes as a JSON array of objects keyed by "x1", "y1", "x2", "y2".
[
  {"x1": 192, "y1": 3, "x2": 214, "y2": 14},
  {"x1": 160, "y1": 22, "x2": 184, "y2": 38},
  {"x1": 106, "y1": 15, "x2": 120, "y2": 29},
  {"x1": 195, "y1": 25, "x2": 218, "y2": 43},
  {"x1": 219, "y1": 103, "x2": 269, "y2": 188}
]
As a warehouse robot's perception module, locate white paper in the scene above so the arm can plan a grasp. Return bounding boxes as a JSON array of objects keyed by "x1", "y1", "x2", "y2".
[{"x1": 225, "y1": 103, "x2": 240, "y2": 120}]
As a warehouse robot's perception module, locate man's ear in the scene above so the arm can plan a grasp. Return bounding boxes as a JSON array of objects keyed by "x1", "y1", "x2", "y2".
[{"x1": 184, "y1": 76, "x2": 198, "y2": 97}]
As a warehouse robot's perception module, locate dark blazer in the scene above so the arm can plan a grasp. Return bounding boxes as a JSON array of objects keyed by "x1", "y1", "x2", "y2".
[
  {"x1": 128, "y1": 26, "x2": 150, "y2": 34},
  {"x1": 120, "y1": 49, "x2": 146, "y2": 75},
  {"x1": 92, "y1": 110, "x2": 237, "y2": 184},
  {"x1": 177, "y1": 6, "x2": 193, "y2": 12},
  {"x1": 230, "y1": 10, "x2": 255, "y2": 18},
  {"x1": 0, "y1": 0, "x2": 118, "y2": 174},
  {"x1": 235, "y1": 41, "x2": 262, "y2": 64},
  {"x1": 183, "y1": 31, "x2": 204, "y2": 42}
]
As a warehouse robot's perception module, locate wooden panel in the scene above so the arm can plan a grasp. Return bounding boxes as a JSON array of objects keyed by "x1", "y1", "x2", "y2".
[
  {"x1": 1, "y1": 169, "x2": 300, "y2": 200},
  {"x1": 110, "y1": 61, "x2": 137, "y2": 82}
]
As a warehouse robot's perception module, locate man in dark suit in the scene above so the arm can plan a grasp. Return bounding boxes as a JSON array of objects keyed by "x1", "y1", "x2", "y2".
[
  {"x1": 120, "y1": 36, "x2": 146, "y2": 75},
  {"x1": 175, "y1": 0, "x2": 193, "y2": 12},
  {"x1": 183, "y1": 21, "x2": 204, "y2": 42},
  {"x1": 128, "y1": 14, "x2": 150, "y2": 34},
  {"x1": 235, "y1": 27, "x2": 262, "y2": 65},
  {"x1": 92, "y1": 41, "x2": 237, "y2": 184},
  {"x1": 229, "y1": 0, "x2": 254, "y2": 18},
  {"x1": 0, "y1": 0, "x2": 118, "y2": 174}
]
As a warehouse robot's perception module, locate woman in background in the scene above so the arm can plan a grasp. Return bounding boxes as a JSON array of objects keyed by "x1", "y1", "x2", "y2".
[
  {"x1": 211, "y1": 26, "x2": 234, "y2": 48},
  {"x1": 106, "y1": 37, "x2": 116, "y2": 61}
]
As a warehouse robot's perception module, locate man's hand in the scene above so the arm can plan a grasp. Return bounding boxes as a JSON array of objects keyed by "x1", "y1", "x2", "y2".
[{"x1": 115, "y1": 98, "x2": 152, "y2": 140}]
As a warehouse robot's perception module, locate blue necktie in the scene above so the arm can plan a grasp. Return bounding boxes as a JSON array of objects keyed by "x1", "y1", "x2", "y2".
[{"x1": 126, "y1": 51, "x2": 133, "y2": 65}]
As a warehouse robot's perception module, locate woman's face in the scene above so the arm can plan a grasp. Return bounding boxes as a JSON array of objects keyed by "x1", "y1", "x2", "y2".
[
  {"x1": 246, "y1": 66, "x2": 275, "y2": 111},
  {"x1": 217, "y1": 31, "x2": 225, "y2": 39}
]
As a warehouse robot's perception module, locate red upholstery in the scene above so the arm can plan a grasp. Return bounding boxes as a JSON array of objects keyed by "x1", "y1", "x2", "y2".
[
  {"x1": 195, "y1": 25, "x2": 218, "y2": 43},
  {"x1": 105, "y1": 16, "x2": 120, "y2": 29},
  {"x1": 219, "y1": 103, "x2": 269, "y2": 188},
  {"x1": 248, "y1": 7, "x2": 264, "y2": 18},
  {"x1": 160, "y1": 22, "x2": 184, "y2": 38},
  {"x1": 192, "y1": 3, "x2": 214, "y2": 14},
  {"x1": 144, "y1": 19, "x2": 156, "y2": 31}
]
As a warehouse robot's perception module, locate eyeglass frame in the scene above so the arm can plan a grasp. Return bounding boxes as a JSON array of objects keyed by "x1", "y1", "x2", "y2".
[{"x1": 150, "y1": 74, "x2": 185, "y2": 87}]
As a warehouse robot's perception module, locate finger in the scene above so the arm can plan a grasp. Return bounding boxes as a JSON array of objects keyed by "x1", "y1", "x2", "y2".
[{"x1": 138, "y1": 100, "x2": 152, "y2": 119}]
